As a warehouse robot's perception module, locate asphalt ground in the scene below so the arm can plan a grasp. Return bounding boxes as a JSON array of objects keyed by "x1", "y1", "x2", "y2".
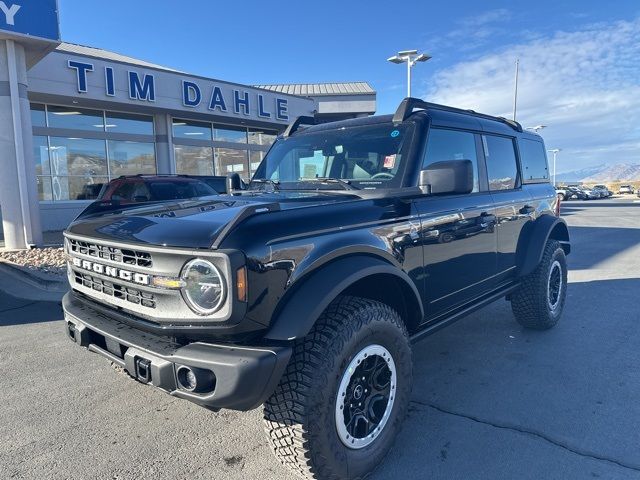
[{"x1": 1, "y1": 196, "x2": 640, "y2": 479}]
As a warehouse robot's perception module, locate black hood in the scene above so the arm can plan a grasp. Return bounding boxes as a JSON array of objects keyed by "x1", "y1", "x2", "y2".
[{"x1": 66, "y1": 191, "x2": 356, "y2": 248}]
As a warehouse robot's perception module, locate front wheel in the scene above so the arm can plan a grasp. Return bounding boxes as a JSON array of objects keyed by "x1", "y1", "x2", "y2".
[
  {"x1": 263, "y1": 296, "x2": 412, "y2": 480},
  {"x1": 511, "y1": 240, "x2": 567, "y2": 330}
]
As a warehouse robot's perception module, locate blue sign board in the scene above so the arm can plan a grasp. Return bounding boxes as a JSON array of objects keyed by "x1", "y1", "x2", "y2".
[{"x1": 0, "y1": 0, "x2": 60, "y2": 41}]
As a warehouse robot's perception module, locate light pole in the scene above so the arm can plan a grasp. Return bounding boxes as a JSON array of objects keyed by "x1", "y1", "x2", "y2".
[
  {"x1": 387, "y1": 50, "x2": 432, "y2": 97},
  {"x1": 513, "y1": 58, "x2": 519, "y2": 121},
  {"x1": 547, "y1": 148, "x2": 561, "y2": 186},
  {"x1": 525, "y1": 125, "x2": 547, "y2": 133}
]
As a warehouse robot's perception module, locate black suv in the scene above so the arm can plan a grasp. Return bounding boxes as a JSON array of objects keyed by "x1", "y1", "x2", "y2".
[{"x1": 62, "y1": 98, "x2": 570, "y2": 480}]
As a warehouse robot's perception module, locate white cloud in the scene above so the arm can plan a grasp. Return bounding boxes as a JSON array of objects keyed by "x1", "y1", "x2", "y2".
[{"x1": 423, "y1": 18, "x2": 640, "y2": 169}]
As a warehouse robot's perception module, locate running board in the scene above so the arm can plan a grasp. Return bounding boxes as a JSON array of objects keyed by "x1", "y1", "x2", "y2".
[{"x1": 410, "y1": 283, "x2": 520, "y2": 344}]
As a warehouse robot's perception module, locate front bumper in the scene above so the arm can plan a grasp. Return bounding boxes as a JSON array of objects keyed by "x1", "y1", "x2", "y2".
[{"x1": 62, "y1": 293, "x2": 291, "y2": 411}]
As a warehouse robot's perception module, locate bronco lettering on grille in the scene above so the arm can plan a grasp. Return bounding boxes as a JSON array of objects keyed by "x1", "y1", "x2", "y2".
[{"x1": 71, "y1": 257, "x2": 150, "y2": 285}]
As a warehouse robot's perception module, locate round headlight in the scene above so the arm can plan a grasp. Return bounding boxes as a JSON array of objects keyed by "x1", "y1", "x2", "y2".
[{"x1": 181, "y1": 259, "x2": 226, "y2": 315}]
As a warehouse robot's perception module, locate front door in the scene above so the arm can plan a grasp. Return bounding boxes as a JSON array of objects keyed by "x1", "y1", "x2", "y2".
[{"x1": 414, "y1": 128, "x2": 498, "y2": 319}]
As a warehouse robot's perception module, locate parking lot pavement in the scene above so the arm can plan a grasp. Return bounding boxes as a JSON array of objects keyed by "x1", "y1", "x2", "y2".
[{"x1": 2, "y1": 197, "x2": 640, "y2": 480}]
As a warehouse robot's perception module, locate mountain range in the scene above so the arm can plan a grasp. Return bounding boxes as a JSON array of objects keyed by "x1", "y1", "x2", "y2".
[{"x1": 555, "y1": 163, "x2": 640, "y2": 183}]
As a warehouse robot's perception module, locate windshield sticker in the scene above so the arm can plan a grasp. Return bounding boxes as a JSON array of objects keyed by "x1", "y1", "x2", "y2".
[
  {"x1": 390, "y1": 130, "x2": 400, "y2": 138},
  {"x1": 383, "y1": 154, "x2": 397, "y2": 169},
  {"x1": 303, "y1": 164, "x2": 317, "y2": 178}
]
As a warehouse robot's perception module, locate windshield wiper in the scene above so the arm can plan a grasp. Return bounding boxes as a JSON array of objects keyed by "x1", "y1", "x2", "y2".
[
  {"x1": 309, "y1": 177, "x2": 359, "y2": 190},
  {"x1": 250, "y1": 179, "x2": 280, "y2": 191}
]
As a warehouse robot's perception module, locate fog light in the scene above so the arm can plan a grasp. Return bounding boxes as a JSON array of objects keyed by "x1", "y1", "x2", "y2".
[
  {"x1": 177, "y1": 366, "x2": 197, "y2": 391},
  {"x1": 176, "y1": 365, "x2": 216, "y2": 393}
]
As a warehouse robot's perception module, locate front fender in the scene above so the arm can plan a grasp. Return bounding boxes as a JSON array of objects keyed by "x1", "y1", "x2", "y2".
[
  {"x1": 516, "y1": 215, "x2": 570, "y2": 277},
  {"x1": 264, "y1": 255, "x2": 423, "y2": 342}
]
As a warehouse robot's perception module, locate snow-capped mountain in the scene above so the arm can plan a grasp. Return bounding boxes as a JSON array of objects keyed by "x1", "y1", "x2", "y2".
[{"x1": 555, "y1": 164, "x2": 640, "y2": 183}]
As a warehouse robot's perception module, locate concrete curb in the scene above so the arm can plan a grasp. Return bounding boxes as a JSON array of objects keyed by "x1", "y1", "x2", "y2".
[{"x1": 0, "y1": 261, "x2": 68, "y2": 302}]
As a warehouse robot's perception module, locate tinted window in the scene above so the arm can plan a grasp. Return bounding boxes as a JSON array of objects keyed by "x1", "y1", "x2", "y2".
[
  {"x1": 31, "y1": 103, "x2": 46, "y2": 127},
  {"x1": 106, "y1": 112, "x2": 154, "y2": 135},
  {"x1": 423, "y1": 128, "x2": 479, "y2": 192},
  {"x1": 172, "y1": 119, "x2": 212, "y2": 140},
  {"x1": 108, "y1": 141, "x2": 156, "y2": 176},
  {"x1": 519, "y1": 138, "x2": 549, "y2": 182},
  {"x1": 214, "y1": 125, "x2": 247, "y2": 143},
  {"x1": 483, "y1": 135, "x2": 518, "y2": 191},
  {"x1": 47, "y1": 106, "x2": 104, "y2": 131}
]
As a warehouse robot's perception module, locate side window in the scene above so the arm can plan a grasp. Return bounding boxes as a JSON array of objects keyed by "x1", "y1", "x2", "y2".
[
  {"x1": 422, "y1": 128, "x2": 479, "y2": 192},
  {"x1": 483, "y1": 135, "x2": 518, "y2": 191},
  {"x1": 519, "y1": 138, "x2": 549, "y2": 182}
]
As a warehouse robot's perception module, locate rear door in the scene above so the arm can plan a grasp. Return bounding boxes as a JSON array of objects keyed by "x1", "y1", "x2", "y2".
[
  {"x1": 481, "y1": 134, "x2": 533, "y2": 278},
  {"x1": 414, "y1": 127, "x2": 498, "y2": 319}
]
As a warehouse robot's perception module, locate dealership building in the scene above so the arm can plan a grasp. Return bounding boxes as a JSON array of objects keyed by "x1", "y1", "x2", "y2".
[{"x1": 0, "y1": 3, "x2": 376, "y2": 249}]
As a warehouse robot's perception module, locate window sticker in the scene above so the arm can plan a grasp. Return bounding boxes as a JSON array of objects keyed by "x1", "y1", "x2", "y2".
[
  {"x1": 303, "y1": 164, "x2": 318, "y2": 178},
  {"x1": 390, "y1": 130, "x2": 400, "y2": 138},
  {"x1": 383, "y1": 154, "x2": 397, "y2": 169}
]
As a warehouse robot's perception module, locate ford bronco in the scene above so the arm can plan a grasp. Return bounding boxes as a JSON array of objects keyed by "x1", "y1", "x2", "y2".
[{"x1": 63, "y1": 97, "x2": 570, "y2": 479}]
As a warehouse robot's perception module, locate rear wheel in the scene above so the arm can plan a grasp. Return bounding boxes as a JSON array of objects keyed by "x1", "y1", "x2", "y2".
[
  {"x1": 511, "y1": 240, "x2": 567, "y2": 330},
  {"x1": 263, "y1": 296, "x2": 412, "y2": 480}
]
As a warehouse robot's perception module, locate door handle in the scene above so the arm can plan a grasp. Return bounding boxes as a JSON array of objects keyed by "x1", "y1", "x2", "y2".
[{"x1": 520, "y1": 205, "x2": 535, "y2": 214}]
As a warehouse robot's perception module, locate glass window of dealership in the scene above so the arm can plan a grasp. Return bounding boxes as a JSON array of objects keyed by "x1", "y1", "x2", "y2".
[{"x1": 30, "y1": 103, "x2": 277, "y2": 201}]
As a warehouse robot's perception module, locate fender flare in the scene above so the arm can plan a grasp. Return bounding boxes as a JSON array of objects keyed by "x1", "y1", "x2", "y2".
[
  {"x1": 264, "y1": 255, "x2": 424, "y2": 342},
  {"x1": 517, "y1": 215, "x2": 570, "y2": 277}
]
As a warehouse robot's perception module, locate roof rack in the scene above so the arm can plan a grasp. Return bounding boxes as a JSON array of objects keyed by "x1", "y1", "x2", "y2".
[
  {"x1": 282, "y1": 116, "x2": 316, "y2": 137},
  {"x1": 392, "y1": 97, "x2": 523, "y2": 132}
]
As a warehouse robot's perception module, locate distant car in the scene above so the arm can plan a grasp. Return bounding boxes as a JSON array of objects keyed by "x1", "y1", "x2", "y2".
[
  {"x1": 564, "y1": 186, "x2": 588, "y2": 200},
  {"x1": 556, "y1": 187, "x2": 568, "y2": 200},
  {"x1": 592, "y1": 185, "x2": 612, "y2": 198},
  {"x1": 619, "y1": 185, "x2": 634, "y2": 194},
  {"x1": 97, "y1": 175, "x2": 218, "y2": 205},
  {"x1": 579, "y1": 188, "x2": 600, "y2": 200}
]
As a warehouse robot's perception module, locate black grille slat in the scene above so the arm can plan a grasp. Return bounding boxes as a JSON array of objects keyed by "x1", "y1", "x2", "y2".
[
  {"x1": 68, "y1": 239, "x2": 153, "y2": 268},
  {"x1": 73, "y1": 271, "x2": 156, "y2": 309}
]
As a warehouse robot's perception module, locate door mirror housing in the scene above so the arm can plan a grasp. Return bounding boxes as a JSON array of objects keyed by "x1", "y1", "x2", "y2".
[{"x1": 419, "y1": 159, "x2": 474, "y2": 195}]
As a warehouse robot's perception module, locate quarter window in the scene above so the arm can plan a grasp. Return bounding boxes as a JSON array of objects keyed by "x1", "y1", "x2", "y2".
[
  {"x1": 519, "y1": 138, "x2": 549, "y2": 182},
  {"x1": 483, "y1": 135, "x2": 518, "y2": 191},
  {"x1": 423, "y1": 128, "x2": 480, "y2": 193}
]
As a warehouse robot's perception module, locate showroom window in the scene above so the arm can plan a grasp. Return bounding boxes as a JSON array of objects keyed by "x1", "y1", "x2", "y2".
[
  {"x1": 172, "y1": 117, "x2": 277, "y2": 180},
  {"x1": 31, "y1": 104, "x2": 156, "y2": 201},
  {"x1": 174, "y1": 146, "x2": 215, "y2": 175}
]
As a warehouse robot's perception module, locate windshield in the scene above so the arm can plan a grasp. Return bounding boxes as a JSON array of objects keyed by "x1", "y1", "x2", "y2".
[{"x1": 251, "y1": 123, "x2": 414, "y2": 190}]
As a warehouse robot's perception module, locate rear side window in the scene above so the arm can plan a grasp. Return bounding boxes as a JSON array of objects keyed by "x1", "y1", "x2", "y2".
[
  {"x1": 519, "y1": 138, "x2": 549, "y2": 182},
  {"x1": 483, "y1": 135, "x2": 518, "y2": 191},
  {"x1": 423, "y1": 128, "x2": 480, "y2": 192}
]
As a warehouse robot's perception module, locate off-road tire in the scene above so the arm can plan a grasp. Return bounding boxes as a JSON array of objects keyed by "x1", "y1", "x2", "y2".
[
  {"x1": 511, "y1": 239, "x2": 567, "y2": 329},
  {"x1": 263, "y1": 296, "x2": 412, "y2": 480}
]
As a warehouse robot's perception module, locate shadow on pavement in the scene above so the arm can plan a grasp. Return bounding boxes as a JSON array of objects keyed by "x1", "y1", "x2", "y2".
[
  {"x1": 0, "y1": 290, "x2": 62, "y2": 326},
  {"x1": 568, "y1": 226, "x2": 640, "y2": 270},
  {"x1": 375, "y1": 277, "x2": 640, "y2": 479}
]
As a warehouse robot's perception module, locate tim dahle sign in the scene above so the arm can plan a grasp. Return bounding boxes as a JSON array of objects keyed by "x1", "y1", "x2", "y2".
[
  {"x1": 67, "y1": 59, "x2": 290, "y2": 122},
  {"x1": 0, "y1": 0, "x2": 60, "y2": 42}
]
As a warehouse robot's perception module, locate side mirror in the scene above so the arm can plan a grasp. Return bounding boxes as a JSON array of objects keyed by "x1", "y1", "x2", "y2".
[
  {"x1": 226, "y1": 173, "x2": 242, "y2": 195},
  {"x1": 419, "y1": 159, "x2": 474, "y2": 195}
]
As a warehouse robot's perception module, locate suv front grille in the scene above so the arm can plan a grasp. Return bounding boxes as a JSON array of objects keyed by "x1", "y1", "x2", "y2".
[
  {"x1": 68, "y1": 238, "x2": 153, "y2": 268},
  {"x1": 73, "y1": 271, "x2": 156, "y2": 309}
]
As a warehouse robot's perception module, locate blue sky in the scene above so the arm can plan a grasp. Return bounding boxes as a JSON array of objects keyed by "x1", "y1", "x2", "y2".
[{"x1": 58, "y1": 0, "x2": 639, "y2": 171}]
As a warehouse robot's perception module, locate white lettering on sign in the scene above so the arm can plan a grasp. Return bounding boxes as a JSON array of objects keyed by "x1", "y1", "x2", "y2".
[{"x1": 0, "y1": 2, "x2": 20, "y2": 26}]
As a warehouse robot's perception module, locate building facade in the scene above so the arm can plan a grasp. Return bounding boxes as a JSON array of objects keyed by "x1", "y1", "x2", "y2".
[{"x1": 0, "y1": 28, "x2": 375, "y2": 247}]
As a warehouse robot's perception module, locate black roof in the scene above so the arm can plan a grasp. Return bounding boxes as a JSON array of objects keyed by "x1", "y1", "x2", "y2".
[{"x1": 295, "y1": 97, "x2": 540, "y2": 139}]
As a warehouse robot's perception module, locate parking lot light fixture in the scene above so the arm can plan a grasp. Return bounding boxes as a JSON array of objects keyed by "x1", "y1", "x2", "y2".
[
  {"x1": 526, "y1": 125, "x2": 547, "y2": 132},
  {"x1": 387, "y1": 50, "x2": 432, "y2": 97},
  {"x1": 547, "y1": 148, "x2": 562, "y2": 186}
]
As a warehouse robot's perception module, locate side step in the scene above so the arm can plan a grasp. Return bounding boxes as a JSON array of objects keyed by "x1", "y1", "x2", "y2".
[{"x1": 410, "y1": 283, "x2": 520, "y2": 344}]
